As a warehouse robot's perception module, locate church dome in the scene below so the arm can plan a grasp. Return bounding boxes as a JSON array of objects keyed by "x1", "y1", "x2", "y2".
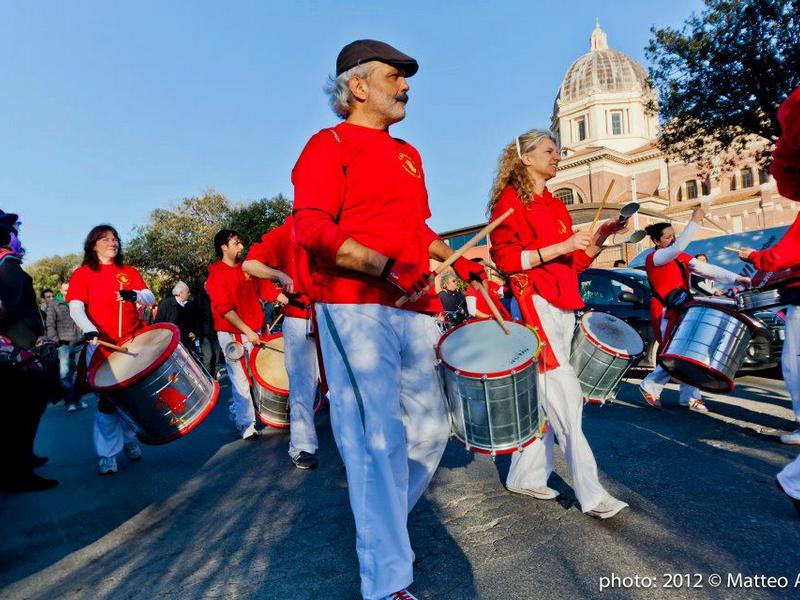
[{"x1": 556, "y1": 21, "x2": 650, "y2": 106}]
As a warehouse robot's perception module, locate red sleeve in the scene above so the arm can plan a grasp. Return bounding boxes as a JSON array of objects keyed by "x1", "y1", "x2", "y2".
[
  {"x1": 259, "y1": 279, "x2": 280, "y2": 302},
  {"x1": 771, "y1": 87, "x2": 800, "y2": 201},
  {"x1": 422, "y1": 225, "x2": 439, "y2": 251},
  {"x1": 66, "y1": 267, "x2": 89, "y2": 303},
  {"x1": 292, "y1": 131, "x2": 351, "y2": 266},
  {"x1": 206, "y1": 272, "x2": 235, "y2": 316},
  {"x1": 749, "y1": 214, "x2": 800, "y2": 271},
  {"x1": 247, "y1": 228, "x2": 282, "y2": 267},
  {"x1": 489, "y1": 194, "x2": 525, "y2": 274},
  {"x1": 572, "y1": 250, "x2": 593, "y2": 273},
  {"x1": 128, "y1": 267, "x2": 147, "y2": 290}
]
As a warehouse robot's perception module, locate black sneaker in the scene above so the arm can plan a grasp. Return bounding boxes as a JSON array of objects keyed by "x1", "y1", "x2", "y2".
[
  {"x1": 30, "y1": 455, "x2": 49, "y2": 469},
  {"x1": 1, "y1": 474, "x2": 59, "y2": 493},
  {"x1": 292, "y1": 451, "x2": 319, "y2": 470}
]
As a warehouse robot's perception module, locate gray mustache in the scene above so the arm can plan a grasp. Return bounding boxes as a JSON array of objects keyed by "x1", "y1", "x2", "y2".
[{"x1": 395, "y1": 92, "x2": 409, "y2": 104}]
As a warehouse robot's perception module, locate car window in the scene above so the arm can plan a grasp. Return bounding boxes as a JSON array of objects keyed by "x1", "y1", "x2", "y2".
[{"x1": 580, "y1": 274, "x2": 621, "y2": 305}]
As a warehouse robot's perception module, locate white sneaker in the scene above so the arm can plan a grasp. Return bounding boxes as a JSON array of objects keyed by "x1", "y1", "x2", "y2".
[
  {"x1": 688, "y1": 398, "x2": 709, "y2": 413},
  {"x1": 507, "y1": 485, "x2": 560, "y2": 500},
  {"x1": 66, "y1": 403, "x2": 78, "y2": 413},
  {"x1": 780, "y1": 430, "x2": 800, "y2": 445},
  {"x1": 588, "y1": 496, "x2": 629, "y2": 519},
  {"x1": 123, "y1": 441, "x2": 142, "y2": 461},
  {"x1": 99, "y1": 456, "x2": 118, "y2": 475},
  {"x1": 240, "y1": 423, "x2": 259, "y2": 440}
]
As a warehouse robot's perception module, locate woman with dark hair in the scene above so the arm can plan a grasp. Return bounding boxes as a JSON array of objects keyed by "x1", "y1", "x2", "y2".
[
  {"x1": 638, "y1": 207, "x2": 749, "y2": 413},
  {"x1": 67, "y1": 224, "x2": 155, "y2": 474},
  {"x1": 488, "y1": 128, "x2": 630, "y2": 519}
]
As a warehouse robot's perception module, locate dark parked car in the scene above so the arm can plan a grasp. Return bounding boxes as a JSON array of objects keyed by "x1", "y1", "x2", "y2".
[{"x1": 577, "y1": 267, "x2": 784, "y2": 371}]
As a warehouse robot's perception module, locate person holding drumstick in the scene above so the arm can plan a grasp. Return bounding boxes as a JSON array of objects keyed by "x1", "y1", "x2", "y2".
[
  {"x1": 487, "y1": 128, "x2": 630, "y2": 519},
  {"x1": 206, "y1": 229, "x2": 292, "y2": 440},
  {"x1": 638, "y1": 208, "x2": 749, "y2": 413},
  {"x1": 243, "y1": 216, "x2": 321, "y2": 470},
  {"x1": 292, "y1": 39, "x2": 485, "y2": 600},
  {"x1": 67, "y1": 225, "x2": 155, "y2": 474},
  {"x1": 736, "y1": 87, "x2": 800, "y2": 513}
]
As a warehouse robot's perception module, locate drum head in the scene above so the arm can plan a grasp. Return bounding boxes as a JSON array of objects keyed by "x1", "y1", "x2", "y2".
[
  {"x1": 437, "y1": 319, "x2": 539, "y2": 378},
  {"x1": 91, "y1": 324, "x2": 179, "y2": 390},
  {"x1": 581, "y1": 311, "x2": 643, "y2": 358},
  {"x1": 252, "y1": 334, "x2": 288, "y2": 393}
]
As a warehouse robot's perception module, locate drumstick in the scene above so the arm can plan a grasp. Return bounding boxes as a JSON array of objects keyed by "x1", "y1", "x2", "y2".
[
  {"x1": 395, "y1": 208, "x2": 515, "y2": 307},
  {"x1": 473, "y1": 280, "x2": 510, "y2": 335},
  {"x1": 267, "y1": 313, "x2": 284, "y2": 334},
  {"x1": 118, "y1": 282, "x2": 123, "y2": 339},
  {"x1": 724, "y1": 245, "x2": 741, "y2": 252},
  {"x1": 94, "y1": 339, "x2": 135, "y2": 354},
  {"x1": 588, "y1": 180, "x2": 616, "y2": 234}
]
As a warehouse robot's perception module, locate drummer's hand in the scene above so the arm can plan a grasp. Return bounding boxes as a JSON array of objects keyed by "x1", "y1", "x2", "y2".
[
  {"x1": 598, "y1": 218, "x2": 629, "y2": 237},
  {"x1": 84, "y1": 331, "x2": 100, "y2": 346},
  {"x1": 245, "y1": 330, "x2": 261, "y2": 346},
  {"x1": 276, "y1": 293, "x2": 289, "y2": 306},
  {"x1": 116, "y1": 290, "x2": 137, "y2": 303},
  {"x1": 691, "y1": 204, "x2": 706, "y2": 223},
  {"x1": 276, "y1": 272, "x2": 294, "y2": 294},
  {"x1": 562, "y1": 230, "x2": 593, "y2": 253},
  {"x1": 453, "y1": 257, "x2": 486, "y2": 283},
  {"x1": 735, "y1": 276, "x2": 752, "y2": 288},
  {"x1": 737, "y1": 247, "x2": 756, "y2": 261}
]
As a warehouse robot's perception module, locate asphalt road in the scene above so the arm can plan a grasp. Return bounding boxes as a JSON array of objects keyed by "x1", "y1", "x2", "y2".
[{"x1": 1, "y1": 371, "x2": 799, "y2": 600}]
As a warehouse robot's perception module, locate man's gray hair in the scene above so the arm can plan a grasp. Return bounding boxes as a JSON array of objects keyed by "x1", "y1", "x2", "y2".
[
  {"x1": 441, "y1": 270, "x2": 458, "y2": 285},
  {"x1": 172, "y1": 281, "x2": 190, "y2": 296},
  {"x1": 324, "y1": 62, "x2": 377, "y2": 119}
]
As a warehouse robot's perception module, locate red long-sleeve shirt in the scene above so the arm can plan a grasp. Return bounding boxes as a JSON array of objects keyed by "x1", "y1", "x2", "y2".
[
  {"x1": 292, "y1": 122, "x2": 440, "y2": 313},
  {"x1": 489, "y1": 185, "x2": 593, "y2": 310},
  {"x1": 247, "y1": 216, "x2": 313, "y2": 319},
  {"x1": 749, "y1": 214, "x2": 800, "y2": 273},
  {"x1": 770, "y1": 87, "x2": 800, "y2": 202},
  {"x1": 205, "y1": 261, "x2": 265, "y2": 333}
]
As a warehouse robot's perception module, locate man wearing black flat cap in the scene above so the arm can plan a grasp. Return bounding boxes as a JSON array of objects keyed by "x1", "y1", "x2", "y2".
[
  {"x1": 292, "y1": 40, "x2": 485, "y2": 600},
  {"x1": 0, "y1": 212, "x2": 59, "y2": 493}
]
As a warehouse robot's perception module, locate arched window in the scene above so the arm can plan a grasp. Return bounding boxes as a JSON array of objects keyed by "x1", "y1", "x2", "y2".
[
  {"x1": 758, "y1": 168, "x2": 769, "y2": 184},
  {"x1": 741, "y1": 167, "x2": 753, "y2": 188},
  {"x1": 553, "y1": 188, "x2": 575, "y2": 205},
  {"x1": 676, "y1": 186, "x2": 683, "y2": 202},
  {"x1": 686, "y1": 180, "x2": 698, "y2": 200}
]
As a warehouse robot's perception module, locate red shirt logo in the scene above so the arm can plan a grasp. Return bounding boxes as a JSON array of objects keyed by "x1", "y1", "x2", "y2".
[
  {"x1": 398, "y1": 153, "x2": 421, "y2": 178},
  {"x1": 116, "y1": 272, "x2": 131, "y2": 286}
]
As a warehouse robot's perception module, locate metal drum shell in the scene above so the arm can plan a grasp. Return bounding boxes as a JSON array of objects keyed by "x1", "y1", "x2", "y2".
[
  {"x1": 436, "y1": 319, "x2": 541, "y2": 455},
  {"x1": 89, "y1": 324, "x2": 220, "y2": 445},
  {"x1": 735, "y1": 289, "x2": 783, "y2": 312},
  {"x1": 249, "y1": 333, "x2": 326, "y2": 429},
  {"x1": 659, "y1": 301, "x2": 757, "y2": 393},
  {"x1": 570, "y1": 311, "x2": 644, "y2": 404}
]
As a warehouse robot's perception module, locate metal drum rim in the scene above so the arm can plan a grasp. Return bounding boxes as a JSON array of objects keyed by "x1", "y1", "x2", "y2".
[
  {"x1": 88, "y1": 323, "x2": 181, "y2": 391},
  {"x1": 450, "y1": 430, "x2": 540, "y2": 455},
  {"x1": 579, "y1": 310, "x2": 643, "y2": 359},
  {"x1": 683, "y1": 301, "x2": 761, "y2": 333},
  {"x1": 658, "y1": 352, "x2": 735, "y2": 393},
  {"x1": 435, "y1": 318, "x2": 542, "y2": 379}
]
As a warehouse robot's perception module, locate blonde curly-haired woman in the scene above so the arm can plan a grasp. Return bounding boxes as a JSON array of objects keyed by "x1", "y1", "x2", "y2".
[{"x1": 488, "y1": 129, "x2": 629, "y2": 519}]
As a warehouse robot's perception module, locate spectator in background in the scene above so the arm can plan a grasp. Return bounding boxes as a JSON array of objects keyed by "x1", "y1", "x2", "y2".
[
  {"x1": 39, "y1": 288, "x2": 54, "y2": 318},
  {"x1": 154, "y1": 281, "x2": 200, "y2": 351},
  {"x1": 195, "y1": 287, "x2": 221, "y2": 377},
  {"x1": 437, "y1": 270, "x2": 468, "y2": 328},
  {"x1": 613, "y1": 259, "x2": 627, "y2": 268},
  {"x1": 46, "y1": 282, "x2": 87, "y2": 412},
  {"x1": 465, "y1": 259, "x2": 511, "y2": 320}
]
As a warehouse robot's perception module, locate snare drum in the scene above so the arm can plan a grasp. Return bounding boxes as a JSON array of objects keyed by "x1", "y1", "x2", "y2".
[
  {"x1": 659, "y1": 300, "x2": 758, "y2": 392},
  {"x1": 735, "y1": 288, "x2": 783, "y2": 312},
  {"x1": 436, "y1": 319, "x2": 541, "y2": 455},
  {"x1": 571, "y1": 311, "x2": 644, "y2": 405},
  {"x1": 249, "y1": 333, "x2": 324, "y2": 429},
  {"x1": 89, "y1": 323, "x2": 219, "y2": 445}
]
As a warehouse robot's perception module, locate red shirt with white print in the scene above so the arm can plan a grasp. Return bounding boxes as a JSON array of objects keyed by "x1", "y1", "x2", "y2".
[
  {"x1": 67, "y1": 264, "x2": 146, "y2": 343},
  {"x1": 205, "y1": 260, "x2": 265, "y2": 333},
  {"x1": 246, "y1": 216, "x2": 313, "y2": 319},
  {"x1": 292, "y1": 122, "x2": 441, "y2": 313}
]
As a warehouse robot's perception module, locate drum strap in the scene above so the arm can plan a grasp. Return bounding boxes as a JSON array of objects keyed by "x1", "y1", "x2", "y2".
[
  {"x1": 508, "y1": 275, "x2": 559, "y2": 373},
  {"x1": 319, "y1": 304, "x2": 365, "y2": 426}
]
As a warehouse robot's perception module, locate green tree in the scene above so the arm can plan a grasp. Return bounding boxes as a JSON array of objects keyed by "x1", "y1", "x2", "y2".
[
  {"x1": 24, "y1": 253, "x2": 82, "y2": 298},
  {"x1": 647, "y1": 0, "x2": 800, "y2": 170},
  {"x1": 227, "y1": 194, "x2": 292, "y2": 248}
]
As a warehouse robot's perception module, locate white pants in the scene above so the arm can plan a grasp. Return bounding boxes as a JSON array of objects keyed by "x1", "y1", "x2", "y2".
[
  {"x1": 216, "y1": 331, "x2": 256, "y2": 431},
  {"x1": 283, "y1": 316, "x2": 319, "y2": 458},
  {"x1": 507, "y1": 296, "x2": 609, "y2": 513},
  {"x1": 316, "y1": 303, "x2": 449, "y2": 600},
  {"x1": 782, "y1": 305, "x2": 800, "y2": 425},
  {"x1": 778, "y1": 453, "x2": 800, "y2": 500},
  {"x1": 640, "y1": 309, "x2": 701, "y2": 405},
  {"x1": 85, "y1": 345, "x2": 138, "y2": 459}
]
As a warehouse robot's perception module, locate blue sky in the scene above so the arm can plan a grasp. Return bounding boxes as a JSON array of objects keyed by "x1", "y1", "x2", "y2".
[{"x1": 1, "y1": 0, "x2": 704, "y2": 263}]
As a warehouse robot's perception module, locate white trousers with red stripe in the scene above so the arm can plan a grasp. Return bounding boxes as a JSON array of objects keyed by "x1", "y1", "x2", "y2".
[
  {"x1": 216, "y1": 331, "x2": 256, "y2": 432},
  {"x1": 85, "y1": 345, "x2": 138, "y2": 459},
  {"x1": 778, "y1": 453, "x2": 800, "y2": 500},
  {"x1": 315, "y1": 303, "x2": 449, "y2": 600},
  {"x1": 282, "y1": 316, "x2": 319, "y2": 458},
  {"x1": 507, "y1": 295, "x2": 610, "y2": 512},
  {"x1": 640, "y1": 309, "x2": 701, "y2": 405},
  {"x1": 781, "y1": 305, "x2": 800, "y2": 425}
]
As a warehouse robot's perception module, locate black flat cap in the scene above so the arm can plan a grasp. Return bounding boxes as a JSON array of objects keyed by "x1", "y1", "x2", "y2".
[
  {"x1": 336, "y1": 39, "x2": 418, "y2": 77},
  {"x1": 0, "y1": 210, "x2": 19, "y2": 225}
]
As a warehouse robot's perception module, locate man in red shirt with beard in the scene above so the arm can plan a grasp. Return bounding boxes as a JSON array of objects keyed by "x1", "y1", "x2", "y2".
[{"x1": 292, "y1": 40, "x2": 484, "y2": 600}]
